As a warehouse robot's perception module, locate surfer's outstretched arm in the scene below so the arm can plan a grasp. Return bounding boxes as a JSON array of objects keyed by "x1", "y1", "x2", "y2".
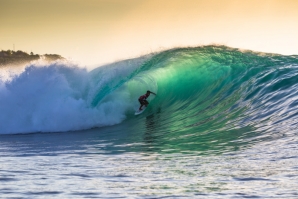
[{"x1": 149, "y1": 91, "x2": 156, "y2": 95}]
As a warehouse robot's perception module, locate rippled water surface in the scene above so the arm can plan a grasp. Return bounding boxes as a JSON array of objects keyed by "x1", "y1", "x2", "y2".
[{"x1": 1, "y1": 128, "x2": 297, "y2": 198}]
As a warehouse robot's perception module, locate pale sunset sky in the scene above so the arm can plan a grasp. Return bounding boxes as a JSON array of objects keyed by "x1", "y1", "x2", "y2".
[{"x1": 1, "y1": 0, "x2": 298, "y2": 68}]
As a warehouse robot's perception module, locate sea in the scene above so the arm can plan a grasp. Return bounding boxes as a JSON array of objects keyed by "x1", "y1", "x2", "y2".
[{"x1": 0, "y1": 46, "x2": 298, "y2": 198}]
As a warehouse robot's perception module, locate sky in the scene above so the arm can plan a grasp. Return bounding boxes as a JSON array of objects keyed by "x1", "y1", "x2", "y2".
[{"x1": 1, "y1": 0, "x2": 298, "y2": 68}]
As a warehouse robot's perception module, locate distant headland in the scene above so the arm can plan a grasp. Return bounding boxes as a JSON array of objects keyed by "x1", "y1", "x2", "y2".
[{"x1": 0, "y1": 50, "x2": 64, "y2": 66}]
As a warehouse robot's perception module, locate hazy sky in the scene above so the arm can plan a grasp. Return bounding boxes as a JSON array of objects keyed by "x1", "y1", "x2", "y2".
[{"x1": 1, "y1": 0, "x2": 298, "y2": 68}]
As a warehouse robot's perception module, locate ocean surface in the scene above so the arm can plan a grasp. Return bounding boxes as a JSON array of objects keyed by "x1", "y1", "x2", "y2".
[{"x1": 0, "y1": 46, "x2": 298, "y2": 198}]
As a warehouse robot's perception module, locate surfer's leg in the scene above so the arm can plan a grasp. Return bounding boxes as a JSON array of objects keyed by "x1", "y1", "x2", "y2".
[
  {"x1": 139, "y1": 104, "x2": 143, "y2": 110},
  {"x1": 144, "y1": 100, "x2": 149, "y2": 107},
  {"x1": 139, "y1": 99, "x2": 144, "y2": 110}
]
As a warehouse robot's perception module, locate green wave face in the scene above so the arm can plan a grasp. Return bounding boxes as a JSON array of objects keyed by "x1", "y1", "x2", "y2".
[{"x1": 99, "y1": 46, "x2": 298, "y2": 154}]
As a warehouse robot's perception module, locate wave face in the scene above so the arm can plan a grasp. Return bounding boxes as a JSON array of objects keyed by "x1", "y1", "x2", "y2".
[{"x1": 1, "y1": 46, "x2": 298, "y2": 147}]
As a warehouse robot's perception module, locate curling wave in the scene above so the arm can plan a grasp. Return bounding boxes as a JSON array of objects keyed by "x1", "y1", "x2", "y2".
[{"x1": 0, "y1": 45, "x2": 298, "y2": 149}]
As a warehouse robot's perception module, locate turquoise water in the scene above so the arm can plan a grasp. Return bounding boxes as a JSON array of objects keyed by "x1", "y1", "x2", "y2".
[{"x1": 0, "y1": 46, "x2": 298, "y2": 198}]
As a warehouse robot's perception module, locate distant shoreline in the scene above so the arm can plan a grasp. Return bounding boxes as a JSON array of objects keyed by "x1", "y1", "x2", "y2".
[{"x1": 0, "y1": 50, "x2": 64, "y2": 66}]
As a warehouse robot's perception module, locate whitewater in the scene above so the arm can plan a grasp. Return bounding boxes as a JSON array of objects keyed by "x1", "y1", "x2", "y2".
[{"x1": 0, "y1": 46, "x2": 298, "y2": 198}]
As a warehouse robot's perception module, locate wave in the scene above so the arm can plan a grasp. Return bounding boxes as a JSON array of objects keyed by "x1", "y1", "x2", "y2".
[{"x1": 1, "y1": 46, "x2": 298, "y2": 143}]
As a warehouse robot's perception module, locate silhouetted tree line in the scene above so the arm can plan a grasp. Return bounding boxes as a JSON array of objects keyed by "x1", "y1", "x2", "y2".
[{"x1": 0, "y1": 50, "x2": 63, "y2": 66}]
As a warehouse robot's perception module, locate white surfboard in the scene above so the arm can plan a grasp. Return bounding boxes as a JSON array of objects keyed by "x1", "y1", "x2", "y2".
[{"x1": 135, "y1": 107, "x2": 146, "y2": 115}]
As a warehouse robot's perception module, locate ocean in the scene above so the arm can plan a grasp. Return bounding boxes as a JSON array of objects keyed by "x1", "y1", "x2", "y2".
[{"x1": 0, "y1": 46, "x2": 298, "y2": 198}]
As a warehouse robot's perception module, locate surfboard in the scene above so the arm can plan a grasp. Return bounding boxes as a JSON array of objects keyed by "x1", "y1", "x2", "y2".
[{"x1": 135, "y1": 107, "x2": 146, "y2": 115}]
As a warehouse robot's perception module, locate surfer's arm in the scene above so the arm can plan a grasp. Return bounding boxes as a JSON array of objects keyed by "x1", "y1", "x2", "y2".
[{"x1": 150, "y1": 91, "x2": 156, "y2": 95}]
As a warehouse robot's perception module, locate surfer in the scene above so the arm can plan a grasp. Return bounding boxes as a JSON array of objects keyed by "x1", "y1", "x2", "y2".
[{"x1": 138, "y1": 90, "x2": 156, "y2": 111}]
